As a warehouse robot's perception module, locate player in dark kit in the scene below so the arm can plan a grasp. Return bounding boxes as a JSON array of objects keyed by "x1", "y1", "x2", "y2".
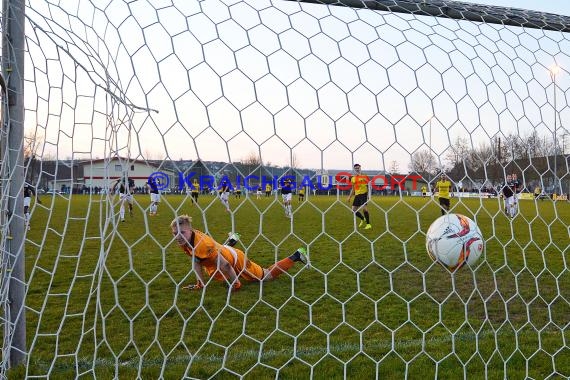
[
  {"x1": 219, "y1": 179, "x2": 231, "y2": 212},
  {"x1": 281, "y1": 178, "x2": 293, "y2": 218},
  {"x1": 146, "y1": 176, "x2": 160, "y2": 216},
  {"x1": 113, "y1": 177, "x2": 135, "y2": 221},
  {"x1": 23, "y1": 184, "x2": 42, "y2": 230},
  {"x1": 502, "y1": 173, "x2": 519, "y2": 218}
]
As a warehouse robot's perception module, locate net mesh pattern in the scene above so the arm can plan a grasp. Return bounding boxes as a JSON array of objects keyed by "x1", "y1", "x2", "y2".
[{"x1": 0, "y1": 0, "x2": 569, "y2": 378}]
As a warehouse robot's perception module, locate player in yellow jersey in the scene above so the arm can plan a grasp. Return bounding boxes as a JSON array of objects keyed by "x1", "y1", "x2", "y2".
[
  {"x1": 435, "y1": 173, "x2": 452, "y2": 215},
  {"x1": 347, "y1": 164, "x2": 371, "y2": 229},
  {"x1": 533, "y1": 185, "x2": 541, "y2": 200},
  {"x1": 191, "y1": 179, "x2": 199, "y2": 204},
  {"x1": 421, "y1": 185, "x2": 427, "y2": 198},
  {"x1": 171, "y1": 215, "x2": 307, "y2": 291}
]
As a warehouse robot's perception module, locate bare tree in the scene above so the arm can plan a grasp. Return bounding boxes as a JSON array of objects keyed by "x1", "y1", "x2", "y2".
[
  {"x1": 502, "y1": 131, "x2": 558, "y2": 161},
  {"x1": 24, "y1": 130, "x2": 44, "y2": 182},
  {"x1": 522, "y1": 132, "x2": 553, "y2": 181},
  {"x1": 409, "y1": 149, "x2": 435, "y2": 177},
  {"x1": 24, "y1": 129, "x2": 43, "y2": 159},
  {"x1": 290, "y1": 152, "x2": 299, "y2": 169},
  {"x1": 503, "y1": 133, "x2": 532, "y2": 160},
  {"x1": 445, "y1": 136, "x2": 470, "y2": 169},
  {"x1": 561, "y1": 132, "x2": 569, "y2": 155},
  {"x1": 445, "y1": 136, "x2": 477, "y2": 180},
  {"x1": 469, "y1": 142, "x2": 495, "y2": 172},
  {"x1": 524, "y1": 131, "x2": 546, "y2": 158},
  {"x1": 143, "y1": 149, "x2": 161, "y2": 160},
  {"x1": 389, "y1": 160, "x2": 400, "y2": 174},
  {"x1": 241, "y1": 151, "x2": 261, "y2": 166},
  {"x1": 241, "y1": 151, "x2": 262, "y2": 177},
  {"x1": 42, "y1": 152, "x2": 56, "y2": 160}
]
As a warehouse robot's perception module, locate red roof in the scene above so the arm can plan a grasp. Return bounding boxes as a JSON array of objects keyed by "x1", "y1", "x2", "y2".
[{"x1": 79, "y1": 156, "x2": 162, "y2": 168}]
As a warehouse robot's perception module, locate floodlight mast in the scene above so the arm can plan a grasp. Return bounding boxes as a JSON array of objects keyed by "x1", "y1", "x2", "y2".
[{"x1": 549, "y1": 63, "x2": 563, "y2": 195}]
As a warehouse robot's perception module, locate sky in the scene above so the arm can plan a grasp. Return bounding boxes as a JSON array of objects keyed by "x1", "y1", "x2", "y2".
[{"x1": 24, "y1": 0, "x2": 570, "y2": 173}]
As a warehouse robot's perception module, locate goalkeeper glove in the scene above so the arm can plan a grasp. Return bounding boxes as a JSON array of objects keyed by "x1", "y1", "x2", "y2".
[
  {"x1": 231, "y1": 280, "x2": 242, "y2": 291},
  {"x1": 182, "y1": 281, "x2": 204, "y2": 291}
]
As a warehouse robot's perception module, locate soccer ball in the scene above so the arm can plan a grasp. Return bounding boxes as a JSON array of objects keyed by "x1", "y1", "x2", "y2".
[{"x1": 425, "y1": 213, "x2": 484, "y2": 270}]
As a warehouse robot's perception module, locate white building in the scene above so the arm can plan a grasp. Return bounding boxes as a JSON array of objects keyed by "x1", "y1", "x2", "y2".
[{"x1": 80, "y1": 157, "x2": 175, "y2": 191}]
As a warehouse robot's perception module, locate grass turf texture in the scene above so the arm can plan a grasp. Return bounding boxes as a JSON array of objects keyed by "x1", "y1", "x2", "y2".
[{"x1": 5, "y1": 193, "x2": 570, "y2": 379}]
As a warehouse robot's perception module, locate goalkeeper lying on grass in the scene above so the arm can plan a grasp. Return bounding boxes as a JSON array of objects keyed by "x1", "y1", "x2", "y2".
[{"x1": 171, "y1": 215, "x2": 307, "y2": 291}]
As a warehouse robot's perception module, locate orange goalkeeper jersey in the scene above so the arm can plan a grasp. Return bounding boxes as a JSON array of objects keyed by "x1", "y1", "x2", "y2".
[{"x1": 181, "y1": 230, "x2": 264, "y2": 282}]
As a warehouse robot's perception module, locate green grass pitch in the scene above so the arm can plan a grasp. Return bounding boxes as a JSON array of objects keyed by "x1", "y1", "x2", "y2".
[{"x1": 7, "y1": 193, "x2": 570, "y2": 379}]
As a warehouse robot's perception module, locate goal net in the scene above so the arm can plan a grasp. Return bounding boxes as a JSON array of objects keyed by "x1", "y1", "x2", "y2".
[{"x1": 1, "y1": 0, "x2": 569, "y2": 378}]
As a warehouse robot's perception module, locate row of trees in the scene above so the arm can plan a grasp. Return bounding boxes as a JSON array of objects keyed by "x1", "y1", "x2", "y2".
[
  {"x1": 238, "y1": 151, "x2": 301, "y2": 177},
  {"x1": 409, "y1": 132, "x2": 568, "y2": 187},
  {"x1": 23, "y1": 129, "x2": 568, "y2": 192}
]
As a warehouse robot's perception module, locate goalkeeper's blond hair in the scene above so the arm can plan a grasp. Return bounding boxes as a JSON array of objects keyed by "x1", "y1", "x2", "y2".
[{"x1": 170, "y1": 215, "x2": 192, "y2": 229}]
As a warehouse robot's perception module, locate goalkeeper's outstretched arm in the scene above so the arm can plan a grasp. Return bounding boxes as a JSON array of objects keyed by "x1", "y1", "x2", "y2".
[
  {"x1": 193, "y1": 260, "x2": 207, "y2": 287},
  {"x1": 182, "y1": 260, "x2": 207, "y2": 290},
  {"x1": 217, "y1": 253, "x2": 241, "y2": 290}
]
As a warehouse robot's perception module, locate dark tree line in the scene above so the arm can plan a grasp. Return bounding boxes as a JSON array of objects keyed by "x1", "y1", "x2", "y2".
[{"x1": 409, "y1": 132, "x2": 568, "y2": 191}]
